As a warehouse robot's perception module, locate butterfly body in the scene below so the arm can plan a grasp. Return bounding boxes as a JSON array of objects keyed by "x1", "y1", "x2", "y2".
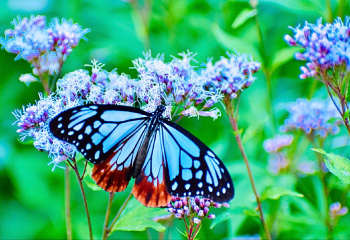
[
  {"x1": 132, "y1": 105, "x2": 165, "y2": 178},
  {"x1": 50, "y1": 104, "x2": 234, "y2": 207}
]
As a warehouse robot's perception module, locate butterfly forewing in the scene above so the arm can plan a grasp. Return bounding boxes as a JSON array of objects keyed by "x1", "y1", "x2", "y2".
[
  {"x1": 49, "y1": 105, "x2": 151, "y2": 164},
  {"x1": 161, "y1": 120, "x2": 234, "y2": 203}
]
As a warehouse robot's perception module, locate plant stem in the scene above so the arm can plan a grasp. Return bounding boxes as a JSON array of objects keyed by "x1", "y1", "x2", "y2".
[
  {"x1": 102, "y1": 193, "x2": 115, "y2": 240},
  {"x1": 311, "y1": 139, "x2": 333, "y2": 239},
  {"x1": 65, "y1": 164, "x2": 73, "y2": 240},
  {"x1": 105, "y1": 191, "x2": 133, "y2": 239},
  {"x1": 225, "y1": 100, "x2": 271, "y2": 240},
  {"x1": 71, "y1": 159, "x2": 93, "y2": 240},
  {"x1": 253, "y1": 4, "x2": 276, "y2": 132}
]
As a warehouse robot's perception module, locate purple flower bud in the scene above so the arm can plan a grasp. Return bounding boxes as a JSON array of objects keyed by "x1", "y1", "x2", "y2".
[
  {"x1": 193, "y1": 217, "x2": 201, "y2": 224},
  {"x1": 207, "y1": 214, "x2": 215, "y2": 219}
]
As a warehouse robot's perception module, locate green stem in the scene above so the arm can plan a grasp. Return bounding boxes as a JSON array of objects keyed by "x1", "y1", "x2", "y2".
[
  {"x1": 105, "y1": 191, "x2": 133, "y2": 239},
  {"x1": 253, "y1": 5, "x2": 275, "y2": 132},
  {"x1": 102, "y1": 193, "x2": 115, "y2": 240},
  {"x1": 65, "y1": 164, "x2": 73, "y2": 240},
  {"x1": 310, "y1": 137, "x2": 333, "y2": 239},
  {"x1": 71, "y1": 159, "x2": 93, "y2": 240},
  {"x1": 225, "y1": 100, "x2": 271, "y2": 240}
]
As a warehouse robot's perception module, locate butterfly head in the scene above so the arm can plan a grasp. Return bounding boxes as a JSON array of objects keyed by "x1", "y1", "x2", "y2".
[{"x1": 154, "y1": 105, "x2": 166, "y2": 116}]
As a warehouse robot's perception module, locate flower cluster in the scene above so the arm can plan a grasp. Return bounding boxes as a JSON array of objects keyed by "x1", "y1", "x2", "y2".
[
  {"x1": 132, "y1": 51, "x2": 223, "y2": 119},
  {"x1": 166, "y1": 196, "x2": 229, "y2": 223},
  {"x1": 13, "y1": 94, "x2": 78, "y2": 169},
  {"x1": 1, "y1": 15, "x2": 89, "y2": 80},
  {"x1": 284, "y1": 17, "x2": 350, "y2": 79},
  {"x1": 201, "y1": 52, "x2": 261, "y2": 99},
  {"x1": 280, "y1": 98, "x2": 342, "y2": 137}
]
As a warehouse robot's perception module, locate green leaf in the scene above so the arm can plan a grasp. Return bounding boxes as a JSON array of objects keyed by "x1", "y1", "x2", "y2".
[
  {"x1": 260, "y1": 187, "x2": 304, "y2": 201},
  {"x1": 231, "y1": 9, "x2": 257, "y2": 29},
  {"x1": 312, "y1": 148, "x2": 350, "y2": 184},
  {"x1": 111, "y1": 198, "x2": 168, "y2": 232},
  {"x1": 259, "y1": 0, "x2": 325, "y2": 15},
  {"x1": 270, "y1": 47, "x2": 302, "y2": 74},
  {"x1": 210, "y1": 207, "x2": 258, "y2": 229},
  {"x1": 211, "y1": 23, "x2": 261, "y2": 60},
  {"x1": 83, "y1": 165, "x2": 103, "y2": 191}
]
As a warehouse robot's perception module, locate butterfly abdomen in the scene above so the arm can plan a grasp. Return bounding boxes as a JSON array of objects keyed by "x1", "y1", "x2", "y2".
[{"x1": 132, "y1": 130, "x2": 152, "y2": 178}]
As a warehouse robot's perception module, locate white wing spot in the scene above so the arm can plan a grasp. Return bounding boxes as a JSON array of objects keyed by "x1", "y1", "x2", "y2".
[
  {"x1": 89, "y1": 106, "x2": 98, "y2": 110},
  {"x1": 222, "y1": 188, "x2": 226, "y2": 194},
  {"x1": 58, "y1": 123, "x2": 63, "y2": 128},
  {"x1": 188, "y1": 192, "x2": 192, "y2": 196},
  {"x1": 216, "y1": 191, "x2": 220, "y2": 196},
  {"x1": 194, "y1": 160, "x2": 200, "y2": 169},
  {"x1": 227, "y1": 183, "x2": 230, "y2": 188},
  {"x1": 201, "y1": 190, "x2": 204, "y2": 195},
  {"x1": 94, "y1": 120, "x2": 101, "y2": 128},
  {"x1": 85, "y1": 125, "x2": 92, "y2": 135},
  {"x1": 195, "y1": 170, "x2": 203, "y2": 179},
  {"x1": 95, "y1": 150, "x2": 100, "y2": 159},
  {"x1": 78, "y1": 134, "x2": 83, "y2": 140},
  {"x1": 73, "y1": 122, "x2": 84, "y2": 131},
  {"x1": 207, "y1": 150, "x2": 215, "y2": 158},
  {"x1": 68, "y1": 131, "x2": 74, "y2": 136},
  {"x1": 196, "y1": 190, "x2": 200, "y2": 195},
  {"x1": 208, "y1": 186, "x2": 213, "y2": 192},
  {"x1": 172, "y1": 182, "x2": 178, "y2": 191},
  {"x1": 86, "y1": 143, "x2": 91, "y2": 150},
  {"x1": 198, "y1": 182, "x2": 203, "y2": 188},
  {"x1": 58, "y1": 117, "x2": 63, "y2": 121},
  {"x1": 221, "y1": 168, "x2": 224, "y2": 173},
  {"x1": 182, "y1": 169, "x2": 192, "y2": 181},
  {"x1": 61, "y1": 130, "x2": 65, "y2": 134},
  {"x1": 206, "y1": 172, "x2": 213, "y2": 184},
  {"x1": 185, "y1": 183, "x2": 190, "y2": 190}
]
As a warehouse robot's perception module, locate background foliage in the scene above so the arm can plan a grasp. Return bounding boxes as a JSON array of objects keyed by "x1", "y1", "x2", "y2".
[{"x1": 1, "y1": 0, "x2": 350, "y2": 239}]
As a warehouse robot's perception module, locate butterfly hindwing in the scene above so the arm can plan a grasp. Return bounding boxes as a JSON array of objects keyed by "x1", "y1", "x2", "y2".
[
  {"x1": 161, "y1": 120, "x2": 234, "y2": 203},
  {"x1": 132, "y1": 129, "x2": 172, "y2": 207},
  {"x1": 92, "y1": 121, "x2": 148, "y2": 192}
]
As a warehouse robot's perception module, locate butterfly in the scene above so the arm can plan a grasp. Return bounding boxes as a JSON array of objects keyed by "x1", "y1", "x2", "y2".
[{"x1": 50, "y1": 104, "x2": 234, "y2": 207}]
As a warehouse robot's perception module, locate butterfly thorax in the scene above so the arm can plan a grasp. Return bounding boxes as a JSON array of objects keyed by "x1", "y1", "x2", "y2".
[{"x1": 132, "y1": 105, "x2": 166, "y2": 178}]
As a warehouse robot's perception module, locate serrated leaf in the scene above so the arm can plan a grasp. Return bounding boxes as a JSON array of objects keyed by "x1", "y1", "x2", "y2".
[
  {"x1": 111, "y1": 198, "x2": 167, "y2": 232},
  {"x1": 232, "y1": 9, "x2": 257, "y2": 29},
  {"x1": 260, "y1": 187, "x2": 304, "y2": 201},
  {"x1": 311, "y1": 148, "x2": 350, "y2": 183},
  {"x1": 212, "y1": 23, "x2": 261, "y2": 60}
]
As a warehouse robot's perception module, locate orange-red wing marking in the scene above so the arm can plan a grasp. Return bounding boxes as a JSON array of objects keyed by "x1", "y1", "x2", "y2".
[
  {"x1": 92, "y1": 151, "x2": 133, "y2": 192},
  {"x1": 132, "y1": 167, "x2": 172, "y2": 207}
]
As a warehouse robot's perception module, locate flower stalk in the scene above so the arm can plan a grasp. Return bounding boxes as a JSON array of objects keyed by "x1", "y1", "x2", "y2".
[
  {"x1": 68, "y1": 158, "x2": 93, "y2": 240},
  {"x1": 225, "y1": 98, "x2": 271, "y2": 240}
]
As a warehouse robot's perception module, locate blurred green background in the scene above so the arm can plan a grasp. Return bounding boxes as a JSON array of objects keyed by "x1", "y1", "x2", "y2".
[{"x1": 1, "y1": 0, "x2": 350, "y2": 239}]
